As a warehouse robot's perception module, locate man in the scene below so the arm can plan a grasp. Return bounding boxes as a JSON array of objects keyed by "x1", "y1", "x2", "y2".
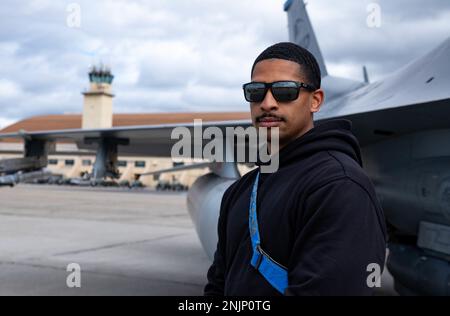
[{"x1": 204, "y1": 42, "x2": 387, "y2": 296}]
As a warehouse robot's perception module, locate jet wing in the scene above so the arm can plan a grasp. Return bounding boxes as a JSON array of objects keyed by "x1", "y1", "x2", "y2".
[
  {"x1": 0, "y1": 120, "x2": 252, "y2": 157},
  {"x1": 317, "y1": 37, "x2": 450, "y2": 145}
]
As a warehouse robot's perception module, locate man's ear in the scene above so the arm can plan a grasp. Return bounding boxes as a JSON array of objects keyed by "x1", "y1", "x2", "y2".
[{"x1": 310, "y1": 89, "x2": 324, "y2": 113}]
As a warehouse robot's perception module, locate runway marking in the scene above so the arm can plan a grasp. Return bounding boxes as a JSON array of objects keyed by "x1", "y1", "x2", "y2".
[
  {"x1": 0, "y1": 260, "x2": 204, "y2": 287},
  {"x1": 53, "y1": 233, "x2": 188, "y2": 256},
  {"x1": 0, "y1": 213, "x2": 193, "y2": 229}
]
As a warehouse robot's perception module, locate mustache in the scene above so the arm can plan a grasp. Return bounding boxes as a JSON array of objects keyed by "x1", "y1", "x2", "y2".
[{"x1": 256, "y1": 113, "x2": 285, "y2": 122}]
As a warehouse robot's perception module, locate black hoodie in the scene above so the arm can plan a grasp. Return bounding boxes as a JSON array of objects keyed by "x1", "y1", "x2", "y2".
[{"x1": 204, "y1": 119, "x2": 387, "y2": 296}]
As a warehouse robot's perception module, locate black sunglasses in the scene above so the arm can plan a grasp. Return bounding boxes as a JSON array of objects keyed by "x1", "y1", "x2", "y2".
[{"x1": 242, "y1": 80, "x2": 316, "y2": 103}]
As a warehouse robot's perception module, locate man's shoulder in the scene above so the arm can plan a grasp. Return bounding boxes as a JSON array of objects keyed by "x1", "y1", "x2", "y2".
[
  {"x1": 295, "y1": 150, "x2": 374, "y2": 194},
  {"x1": 311, "y1": 150, "x2": 379, "y2": 201},
  {"x1": 326, "y1": 150, "x2": 372, "y2": 184}
]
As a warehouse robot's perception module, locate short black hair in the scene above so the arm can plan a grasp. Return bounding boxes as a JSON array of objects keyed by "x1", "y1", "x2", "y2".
[{"x1": 251, "y1": 42, "x2": 321, "y2": 89}]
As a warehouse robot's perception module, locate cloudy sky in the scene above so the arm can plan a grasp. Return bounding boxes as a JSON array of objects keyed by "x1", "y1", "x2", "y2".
[{"x1": 0, "y1": 0, "x2": 449, "y2": 128}]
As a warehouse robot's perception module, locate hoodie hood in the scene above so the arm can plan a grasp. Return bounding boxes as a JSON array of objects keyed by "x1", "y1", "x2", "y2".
[{"x1": 258, "y1": 119, "x2": 363, "y2": 168}]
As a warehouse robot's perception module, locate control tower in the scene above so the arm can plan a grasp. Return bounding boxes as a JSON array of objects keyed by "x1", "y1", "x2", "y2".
[{"x1": 82, "y1": 65, "x2": 115, "y2": 129}]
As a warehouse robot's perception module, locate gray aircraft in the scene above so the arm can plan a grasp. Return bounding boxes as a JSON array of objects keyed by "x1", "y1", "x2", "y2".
[{"x1": 1, "y1": 0, "x2": 449, "y2": 295}]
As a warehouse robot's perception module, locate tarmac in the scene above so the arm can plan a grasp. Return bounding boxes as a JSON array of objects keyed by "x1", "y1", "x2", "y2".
[
  {"x1": 0, "y1": 184, "x2": 210, "y2": 295},
  {"x1": 0, "y1": 184, "x2": 397, "y2": 296}
]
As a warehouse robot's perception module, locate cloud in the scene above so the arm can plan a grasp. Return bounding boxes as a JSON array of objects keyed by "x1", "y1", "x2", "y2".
[
  {"x1": 0, "y1": 79, "x2": 22, "y2": 98},
  {"x1": 307, "y1": 0, "x2": 450, "y2": 80},
  {"x1": 0, "y1": 117, "x2": 15, "y2": 129},
  {"x1": 0, "y1": 0, "x2": 448, "y2": 127}
]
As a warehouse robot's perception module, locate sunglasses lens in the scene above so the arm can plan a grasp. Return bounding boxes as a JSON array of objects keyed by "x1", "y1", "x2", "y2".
[
  {"x1": 272, "y1": 82, "x2": 299, "y2": 102},
  {"x1": 244, "y1": 83, "x2": 266, "y2": 102}
]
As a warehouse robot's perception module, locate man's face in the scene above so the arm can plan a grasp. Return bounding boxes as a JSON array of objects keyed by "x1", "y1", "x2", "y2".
[{"x1": 250, "y1": 58, "x2": 323, "y2": 149}]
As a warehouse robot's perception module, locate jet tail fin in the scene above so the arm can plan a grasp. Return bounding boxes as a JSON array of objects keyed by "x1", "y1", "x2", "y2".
[{"x1": 284, "y1": 0, "x2": 328, "y2": 77}]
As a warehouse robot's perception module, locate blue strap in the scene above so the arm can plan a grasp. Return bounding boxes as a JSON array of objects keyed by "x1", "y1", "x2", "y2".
[{"x1": 249, "y1": 171, "x2": 288, "y2": 294}]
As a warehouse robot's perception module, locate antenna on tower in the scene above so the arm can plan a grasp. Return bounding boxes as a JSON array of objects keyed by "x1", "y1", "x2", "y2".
[
  {"x1": 88, "y1": 63, "x2": 114, "y2": 84},
  {"x1": 362, "y1": 65, "x2": 370, "y2": 84}
]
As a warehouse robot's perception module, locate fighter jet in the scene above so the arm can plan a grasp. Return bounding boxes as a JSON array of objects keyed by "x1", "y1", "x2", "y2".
[{"x1": 0, "y1": 0, "x2": 449, "y2": 295}]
